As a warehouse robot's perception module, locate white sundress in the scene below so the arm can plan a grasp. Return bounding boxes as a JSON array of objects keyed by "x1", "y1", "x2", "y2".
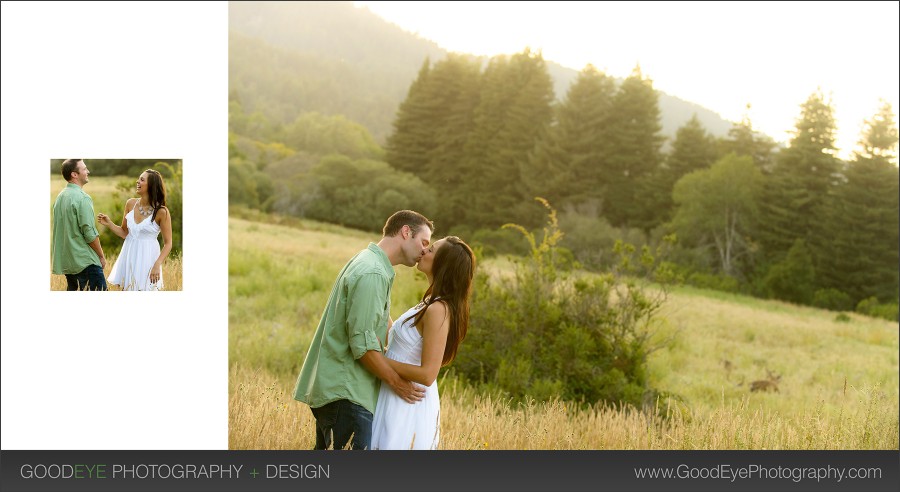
[
  {"x1": 371, "y1": 302, "x2": 442, "y2": 450},
  {"x1": 108, "y1": 205, "x2": 163, "y2": 291}
]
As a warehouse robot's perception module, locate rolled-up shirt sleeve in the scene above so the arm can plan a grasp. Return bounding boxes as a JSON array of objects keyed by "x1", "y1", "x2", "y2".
[
  {"x1": 346, "y1": 273, "x2": 389, "y2": 360},
  {"x1": 77, "y1": 196, "x2": 99, "y2": 243}
]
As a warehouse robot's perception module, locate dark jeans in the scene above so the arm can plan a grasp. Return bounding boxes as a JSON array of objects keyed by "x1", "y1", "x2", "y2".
[
  {"x1": 65, "y1": 264, "x2": 108, "y2": 291},
  {"x1": 310, "y1": 399, "x2": 373, "y2": 450}
]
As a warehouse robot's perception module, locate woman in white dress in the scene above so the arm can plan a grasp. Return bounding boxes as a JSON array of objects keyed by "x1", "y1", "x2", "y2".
[
  {"x1": 98, "y1": 169, "x2": 173, "y2": 291},
  {"x1": 371, "y1": 235, "x2": 476, "y2": 450}
]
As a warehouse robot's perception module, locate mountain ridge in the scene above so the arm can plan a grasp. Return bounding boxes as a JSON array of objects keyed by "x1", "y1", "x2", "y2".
[{"x1": 229, "y1": 1, "x2": 739, "y2": 144}]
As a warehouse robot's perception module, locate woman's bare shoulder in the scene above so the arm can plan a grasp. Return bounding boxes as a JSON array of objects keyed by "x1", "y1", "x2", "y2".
[{"x1": 424, "y1": 299, "x2": 449, "y2": 321}]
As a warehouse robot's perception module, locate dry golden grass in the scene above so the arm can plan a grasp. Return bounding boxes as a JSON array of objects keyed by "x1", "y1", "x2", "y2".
[
  {"x1": 50, "y1": 253, "x2": 183, "y2": 291},
  {"x1": 229, "y1": 364, "x2": 898, "y2": 450}
]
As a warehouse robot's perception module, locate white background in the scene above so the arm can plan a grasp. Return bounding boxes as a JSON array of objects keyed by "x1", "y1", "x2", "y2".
[{"x1": 1, "y1": 2, "x2": 228, "y2": 449}]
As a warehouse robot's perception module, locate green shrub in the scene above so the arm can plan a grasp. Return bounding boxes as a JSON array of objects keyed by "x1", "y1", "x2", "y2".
[
  {"x1": 686, "y1": 271, "x2": 741, "y2": 293},
  {"x1": 557, "y1": 209, "x2": 647, "y2": 272},
  {"x1": 812, "y1": 288, "x2": 854, "y2": 312},
  {"x1": 470, "y1": 227, "x2": 531, "y2": 258},
  {"x1": 856, "y1": 297, "x2": 900, "y2": 322},
  {"x1": 300, "y1": 155, "x2": 436, "y2": 232},
  {"x1": 762, "y1": 239, "x2": 816, "y2": 304},
  {"x1": 453, "y1": 198, "x2": 677, "y2": 409}
]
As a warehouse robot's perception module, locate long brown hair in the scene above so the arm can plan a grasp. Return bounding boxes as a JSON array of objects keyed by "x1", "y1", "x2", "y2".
[
  {"x1": 144, "y1": 169, "x2": 167, "y2": 222},
  {"x1": 411, "y1": 236, "x2": 476, "y2": 366}
]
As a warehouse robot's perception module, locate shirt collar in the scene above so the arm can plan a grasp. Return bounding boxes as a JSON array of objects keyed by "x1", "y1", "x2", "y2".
[{"x1": 368, "y1": 242, "x2": 394, "y2": 279}]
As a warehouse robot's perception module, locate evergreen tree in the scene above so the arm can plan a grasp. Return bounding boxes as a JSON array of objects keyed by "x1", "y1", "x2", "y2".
[
  {"x1": 385, "y1": 55, "x2": 483, "y2": 229},
  {"x1": 651, "y1": 114, "x2": 719, "y2": 226},
  {"x1": 522, "y1": 64, "x2": 616, "y2": 209},
  {"x1": 385, "y1": 59, "x2": 435, "y2": 174},
  {"x1": 420, "y1": 55, "x2": 483, "y2": 228},
  {"x1": 603, "y1": 66, "x2": 665, "y2": 232},
  {"x1": 458, "y1": 49, "x2": 555, "y2": 230},
  {"x1": 719, "y1": 105, "x2": 777, "y2": 173},
  {"x1": 816, "y1": 101, "x2": 899, "y2": 303},
  {"x1": 856, "y1": 99, "x2": 899, "y2": 162},
  {"x1": 758, "y1": 90, "x2": 840, "y2": 265}
]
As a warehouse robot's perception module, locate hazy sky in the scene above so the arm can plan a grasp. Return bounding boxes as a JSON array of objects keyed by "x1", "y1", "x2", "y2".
[{"x1": 355, "y1": 1, "x2": 899, "y2": 160}]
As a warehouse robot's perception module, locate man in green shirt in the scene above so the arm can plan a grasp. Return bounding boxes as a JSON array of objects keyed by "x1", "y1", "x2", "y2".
[
  {"x1": 294, "y1": 210, "x2": 434, "y2": 450},
  {"x1": 51, "y1": 159, "x2": 108, "y2": 291}
]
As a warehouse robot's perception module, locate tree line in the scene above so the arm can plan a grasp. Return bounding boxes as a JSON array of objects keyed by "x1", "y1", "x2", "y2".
[{"x1": 229, "y1": 49, "x2": 898, "y2": 320}]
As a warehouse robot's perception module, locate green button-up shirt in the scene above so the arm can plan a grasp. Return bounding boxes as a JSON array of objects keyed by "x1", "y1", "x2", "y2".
[
  {"x1": 293, "y1": 243, "x2": 394, "y2": 414},
  {"x1": 51, "y1": 183, "x2": 101, "y2": 275}
]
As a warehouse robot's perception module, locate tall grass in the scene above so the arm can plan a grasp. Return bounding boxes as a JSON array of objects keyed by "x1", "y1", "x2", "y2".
[
  {"x1": 230, "y1": 364, "x2": 898, "y2": 450},
  {"x1": 228, "y1": 213, "x2": 899, "y2": 449},
  {"x1": 50, "y1": 253, "x2": 183, "y2": 291}
]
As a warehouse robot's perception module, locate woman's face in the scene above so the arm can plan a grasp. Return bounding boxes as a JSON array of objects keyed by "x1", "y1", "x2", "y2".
[
  {"x1": 136, "y1": 172, "x2": 149, "y2": 196},
  {"x1": 416, "y1": 238, "x2": 446, "y2": 276}
]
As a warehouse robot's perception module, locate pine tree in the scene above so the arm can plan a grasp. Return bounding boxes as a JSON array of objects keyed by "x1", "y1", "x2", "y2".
[
  {"x1": 758, "y1": 90, "x2": 840, "y2": 264},
  {"x1": 385, "y1": 59, "x2": 435, "y2": 174},
  {"x1": 458, "y1": 49, "x2": 555, "y2": 230},
  {"x1": 603, "y1": 65, "x2": 665, "y2": 232},
  {"x1": 522, "y1": 65, "x2": 616, "y2": 210},
  {"x1": 651, "y1": 114, "x2": 719, "y2": 226},
  {"x1": 719, "y1": 105, "x2": 777, "y2": 173},
  {"x1": 816, "y1": 101, "x2": 899, "y2": 303},
  {"x1": 385, "y1": 55, "x2": 482, "y2": 228}
]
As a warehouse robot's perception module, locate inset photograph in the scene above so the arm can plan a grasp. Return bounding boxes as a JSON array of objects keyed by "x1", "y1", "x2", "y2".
[{"x1": 50, "y1": 158, "x2": 183, "y2": 291}]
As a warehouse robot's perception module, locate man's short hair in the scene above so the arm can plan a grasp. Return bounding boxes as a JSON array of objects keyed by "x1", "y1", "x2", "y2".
[
  {"x1": 61, "y1": 159, "x2": 83, "y2": 181},
  {"x1": 383, "y1": 210, "x2": 434, "y2": 238}
]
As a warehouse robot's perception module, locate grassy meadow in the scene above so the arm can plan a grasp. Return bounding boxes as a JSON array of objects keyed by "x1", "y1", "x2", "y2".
[
  {"x1": 228, "y1": 210, "x2": 899, "y2": 449},
  {"x1": 50, "y1": 175, "x2": 183, "y2": 290}
]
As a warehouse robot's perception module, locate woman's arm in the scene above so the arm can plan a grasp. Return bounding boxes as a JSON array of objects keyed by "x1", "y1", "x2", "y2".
[
  {"x1": 150, "y1": 207, "x2": 173, "y2": 284},
  {"x1": 98, "y1": 199, "x2": 133, "y2": 239},
  {"x1": 383, "y1": 301, "x2": 449, "y2": 387}
]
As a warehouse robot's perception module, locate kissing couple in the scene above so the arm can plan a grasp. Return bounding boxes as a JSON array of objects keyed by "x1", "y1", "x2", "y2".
[{"x1": 293, "y1": 210, "x2": 475, "y2": 450}]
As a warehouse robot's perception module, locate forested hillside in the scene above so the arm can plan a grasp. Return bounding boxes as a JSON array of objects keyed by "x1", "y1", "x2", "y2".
[
  {"x1": 228, "y1": 1, "x2": 899, "y2": 320},
  {"x1": 228, "y1": 1, "x2": 734, "y2": 143}
]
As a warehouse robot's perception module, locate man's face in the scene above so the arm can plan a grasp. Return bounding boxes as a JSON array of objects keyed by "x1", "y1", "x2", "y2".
[
  {"x1": 72, "y1": 161, "x2": 90, "y2": 186},
  {"x1": 401, "y1": 225, "x2": 432, "y2": 267}
]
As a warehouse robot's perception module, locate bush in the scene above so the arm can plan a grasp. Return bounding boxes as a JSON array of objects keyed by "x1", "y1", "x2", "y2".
[
  {"x1": 470, "y1": 227, "x2": 531, "y2": 258},
  {"x1": 300, "y1": 155, "x2": 436, "y2": 232},
  {"x1": 762, "y1": 239, "x2": 816, "y2": 304},
  {"x1": 557, "y1": 208, "x2": 646, "y2": 271},
  {"x1": 453, "y1": 198, "x2": 677, "y2": 409},
  {"x1": 812, "y1": 288, "x2": 854, "y2": 312},
  {"x1": 834, "y1": 313, "x2": 852, "y2": 323},
  {"x1": 856, "y1": 297, "x2": 900, "y2": 322},
  {"x1": 686, "y1": 271, "x2": 740, "y2": 293}
]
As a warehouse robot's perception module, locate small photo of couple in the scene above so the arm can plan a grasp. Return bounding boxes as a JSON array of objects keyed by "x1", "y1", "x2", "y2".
[{"x1": 50, "y1": 158, "x2": 183, "y2": 291}]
